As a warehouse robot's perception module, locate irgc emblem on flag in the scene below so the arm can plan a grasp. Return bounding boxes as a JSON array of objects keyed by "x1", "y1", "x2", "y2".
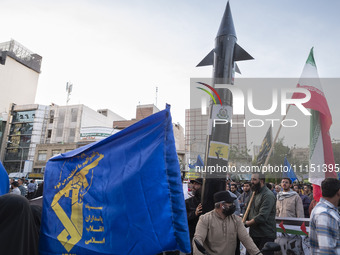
[{"x1": 39, "y1": 105, "x2": 191, "y2": 255}]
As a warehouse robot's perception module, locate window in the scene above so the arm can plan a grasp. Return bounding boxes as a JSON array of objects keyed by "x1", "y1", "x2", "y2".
[
  {"x1": 5, "y1": 148, "x2": 29, "y2": 160},
  {"x1": 58, "y1": 109, "x2": 65, "y2": 124},
  {"x1": 52, "y1": 150, "x2": 61, "y2": 157},
  {"x1": 71, "y1": 108, "x2": 78, "y2": 122},
  {"x1": 12, "y1": 110, "x2": 36, "y2": 123},
  {"x1": 47, "y1": 130, "x2": 52, "y2": 138},
  {"x1": 68, "y1": 128, "x2": 76, "y2": 143},
  {"x1": 69, "y1": 128, "x2": 75, "y2": 137},
  {"x1": 38, "y1": 150, "x2": 47, "y2": 161},
  {"x1": 56, "y1": 128, "x2": 63, "y2": 137},
  {"x1": 10, "y1": 123, "x2": 33, "y2": 135},
  {"x1": 49, "y1": 110, "x2": 54, "y2": 124},
  {"x1": 19, "y1": 135, "x2": 31, "y2": 147}
]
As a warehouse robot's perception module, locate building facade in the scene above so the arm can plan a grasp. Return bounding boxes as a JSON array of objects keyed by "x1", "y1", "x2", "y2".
[
  {"x1": 290, "y1": 147, "x2": 309, "y2": 164},
  {"x1": 185, "y1": 108, "x2": 248, "y2": 165},
  {"x1": 113, "y1": 104, "x2": 185, "y2": 165},
  {"x1": 43, "y1": 104, "x2": 124, "y2": 144},
  {"x1": 0, "y1": 103, "x2": 124, "y2": 174},
  {"x1": 113, "y1": 104, "x2": 160, "y2": 129},
  {"x1": 0, "y1": 39, "x2": 42, "y2": 151},
  {"x1": 32, "y1": 104, "x2": 124, "y2": 173},
  {"x1": 0, "y1": 104, "x2": 49, "y2": 173},
  {"x1": 0, "y1": 40, "x2": 42, "y2": 113}
]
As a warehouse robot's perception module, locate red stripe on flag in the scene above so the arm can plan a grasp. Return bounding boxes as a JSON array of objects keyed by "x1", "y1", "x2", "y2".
[
  {"x1": 313, "y1": 184, "x2": 322, "y2": 202},
  {"x1": 279, "y1": 221, "x2": 286, "y2": 232},
  {"x1": 293, "y1": 84, "x2": 332, "y2": 130},
  {"x1": 300, "y1": 222, "x2": 308, "y2": 236}
]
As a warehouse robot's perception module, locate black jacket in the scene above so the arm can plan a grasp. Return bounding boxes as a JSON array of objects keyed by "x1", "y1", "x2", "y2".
[{"x1": 185, "y1": 194, "x2": 201, "y2": 241}]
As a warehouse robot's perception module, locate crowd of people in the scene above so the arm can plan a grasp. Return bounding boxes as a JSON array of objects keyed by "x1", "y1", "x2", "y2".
[
  {"x1": 185, "y1": 174, "x2": 340, "y2": 255},
  {"x1": 8, "y1": 178, "x2": 44, "y2": 199},
  {"x1": 0, "y1": 178, "x2": 44, "y2": 255},
  {"x1": 1, "y1": 173, "x2": 339, "y2": 255}
]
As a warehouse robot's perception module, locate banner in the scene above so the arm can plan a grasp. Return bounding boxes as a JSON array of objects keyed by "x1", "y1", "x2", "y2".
[
  {"x1": 39, "y1": 105, "x2": 191, "y2": 255},
  {"x1": 256, "y1": 126, "x2": 272, "y2": 165},
  {"x1": 0, "y1": 161, "x2": 9, "y2": 195}
]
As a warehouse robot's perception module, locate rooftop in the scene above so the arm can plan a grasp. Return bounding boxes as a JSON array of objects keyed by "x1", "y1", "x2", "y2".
[{"x1": 0, "y1": 39, "x2": 42, "y2": 73}]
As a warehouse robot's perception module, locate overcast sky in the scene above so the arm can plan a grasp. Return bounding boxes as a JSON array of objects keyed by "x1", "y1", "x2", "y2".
[{"x1": 1, "y1": 0, "x2": 340, "y2": 148}]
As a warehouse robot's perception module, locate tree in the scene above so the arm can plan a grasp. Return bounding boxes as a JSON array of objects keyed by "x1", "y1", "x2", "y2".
[
  {"x1": 332, "y1": 143, "x2": 340, "y2": 165},
  {"x1": 254, "y1": 137, "x2": 307, "y2": 182}
]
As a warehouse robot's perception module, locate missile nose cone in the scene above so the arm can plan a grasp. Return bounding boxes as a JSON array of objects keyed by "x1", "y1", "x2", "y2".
[{"x1": 217, "y1": 1, "x2": 236, "y2": 38}]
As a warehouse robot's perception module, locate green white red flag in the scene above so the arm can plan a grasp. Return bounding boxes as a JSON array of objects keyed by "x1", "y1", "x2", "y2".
[
  {"x1": 292, "y1": 48, "x2": 337, "y2": 202},
  {"x1": 300, "y1": 222, "x2": 308, "y2": 236}
]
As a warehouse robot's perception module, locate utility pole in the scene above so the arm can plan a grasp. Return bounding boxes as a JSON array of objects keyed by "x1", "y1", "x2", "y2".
[
  {"x1": 155, "y1": 87, "x2": 158, "y2": 107},
  {"x1": 66, "y1": 82, "x2": 73, "y2": 105}
]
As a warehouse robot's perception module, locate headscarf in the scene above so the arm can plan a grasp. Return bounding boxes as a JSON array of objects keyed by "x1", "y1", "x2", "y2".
[{"x1": 0, "y1": 194, "x2": 40, "y2": 255}]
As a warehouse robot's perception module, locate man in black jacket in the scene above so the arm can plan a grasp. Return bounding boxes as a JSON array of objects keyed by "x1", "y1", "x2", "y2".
[{"x1": 185, "y1": 178, "x2": 203, "y2": 254}]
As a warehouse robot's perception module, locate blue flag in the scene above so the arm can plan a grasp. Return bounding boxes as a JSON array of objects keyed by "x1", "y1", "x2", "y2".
[
  {"x1": 188, "y1": 154, "x2": 204, "y2": 169},
  {"x1": 39, "y1": 105, "x2": 191, "y2": 255},
  {"x1": 0, "y1": 161, "x2": 9, "y2": 195},
  {"x1": 283, "y1": 157, "x2": 297, "y2": 183},
  {"x1": 196, "y1": 155, "x2": 204, "y2": 167}
]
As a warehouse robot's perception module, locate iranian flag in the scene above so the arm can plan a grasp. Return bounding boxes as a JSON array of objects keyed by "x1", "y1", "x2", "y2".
[{"x1": 293, "y1": 48, "x2": 337, "y2": 202}]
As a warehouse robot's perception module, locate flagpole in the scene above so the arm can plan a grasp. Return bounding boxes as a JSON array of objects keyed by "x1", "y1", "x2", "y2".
[
  {"x1": 242, "y1": 191, "x2": 255, "y2": 223},
  {"x1": 263, "y1": 104, "x2": 291, "y2": 166},
  {"x1": 242, "y1": 104, "x2": 291, "y2": 223},
  {"x1": 201, "y1": 108, "x2": 211, "y2": 205}
]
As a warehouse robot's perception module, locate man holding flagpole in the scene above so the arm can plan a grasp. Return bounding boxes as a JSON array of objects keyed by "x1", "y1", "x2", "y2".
[{"x1": 244, "y1": 173, "x2": 276, "y2": 255}]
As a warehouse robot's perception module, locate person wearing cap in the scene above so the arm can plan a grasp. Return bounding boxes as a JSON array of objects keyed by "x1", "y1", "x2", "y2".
[
  {"x1": 193, "y1": 191, "x2": 262, "y2": 255},
  {"x1": 185, "y1": 178, "x2": 203, "y2": 254}
]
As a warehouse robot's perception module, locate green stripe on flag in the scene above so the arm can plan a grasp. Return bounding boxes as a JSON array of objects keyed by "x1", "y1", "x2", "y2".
[
  {"x1": 309, "y1": 109, "x2": 321, "y2": 158},
  {"x1": 306, "y1": 47, "x2": 316, "y2": 67},
  {"x1": 277, "y1": 228, "x2": 308, "y2": 236}
]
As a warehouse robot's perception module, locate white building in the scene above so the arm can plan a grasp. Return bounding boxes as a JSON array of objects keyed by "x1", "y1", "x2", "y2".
[
  {"x1": 0, "y1": 40, "x2": 41, "y2": 113},
  {"x1": 0, "y1": 39, "x2": 42, "y2": 151},
  {"x1": 1, "y1": 103, "x2": 124, "y2": 174},
  {"x1": 45, "y1": 104, "x2": 124, "y2": 144}
]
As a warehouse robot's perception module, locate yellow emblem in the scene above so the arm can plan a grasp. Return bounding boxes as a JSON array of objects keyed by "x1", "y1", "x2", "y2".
[
  {"x1": 208, "y1": 141, "x2": 229, "y2": 161},
  {"x1": 51, "y1": 152, "x2": 104, "y2": 252}
]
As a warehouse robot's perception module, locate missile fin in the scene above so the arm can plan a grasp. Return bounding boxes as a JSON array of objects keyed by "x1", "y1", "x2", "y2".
[
  {"x1": 235, "y1": 63, "x2": 241, "y2": 74},
  {"x1": 197, "y1": 49, "x2": 214, "y2": 67},
  {"x1": 234, "y1": 43, "x2": 254, "y2": 61}
]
